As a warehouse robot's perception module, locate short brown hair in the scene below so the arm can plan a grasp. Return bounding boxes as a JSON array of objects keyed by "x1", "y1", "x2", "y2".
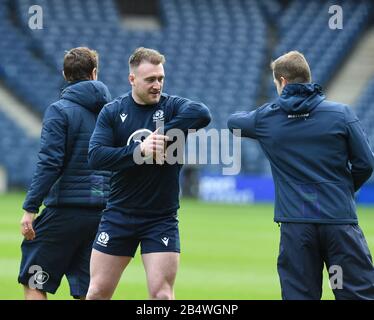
[
  {"x1": 63, "y1": 47, "x2": 98, "y2": 82},
  {"x1": 128, "y1": 47, "x2": 165, "y2": 71},
  {"x1": 271, "y1": 51, "x2": 311, "y2": 84}
]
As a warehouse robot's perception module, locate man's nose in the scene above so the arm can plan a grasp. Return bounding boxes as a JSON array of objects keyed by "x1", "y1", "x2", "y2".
[{"x1": 152, "y1": 81, "x2": 161, "y2": 89}]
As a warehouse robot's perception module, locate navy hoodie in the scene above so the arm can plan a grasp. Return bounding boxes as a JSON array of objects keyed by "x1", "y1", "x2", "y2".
[
  {"x1": 23, "y1": 80, "x2": 112, "y2": 213},
  {"x1": 88, "y1": 92, "x2": 211, "y2": 216},
  {"x1": 228, "y1": 83, "x2": 374, "y2": 224}
]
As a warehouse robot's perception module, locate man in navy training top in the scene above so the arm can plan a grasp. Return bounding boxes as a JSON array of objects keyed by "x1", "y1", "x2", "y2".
[
  {"x1": 19, "y1": 47, "x2": 111, "y2": 299},
  {"x1": 228, "y1": 51, "x2": 374, "y2": 300},
  {"x1": 86, "y1": 47, "x2": 211, "y2": 300}
]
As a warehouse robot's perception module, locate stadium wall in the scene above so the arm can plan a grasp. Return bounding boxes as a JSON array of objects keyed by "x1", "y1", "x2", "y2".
[{"x1": 198, "y1": 174, "x2": 374, "y2": 205}]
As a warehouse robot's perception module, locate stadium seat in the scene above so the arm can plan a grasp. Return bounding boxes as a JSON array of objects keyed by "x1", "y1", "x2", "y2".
[{"x1": 0, "y1": 0, "x2": 373, "y2": 186}]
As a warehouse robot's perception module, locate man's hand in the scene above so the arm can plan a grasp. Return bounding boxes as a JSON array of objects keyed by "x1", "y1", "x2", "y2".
[
  {"x1": 20, "y1": 211, "x2": 36, "y2": 240},
  {"x1": 140, "y1": 128, "x2": 170, "y2": 164}
]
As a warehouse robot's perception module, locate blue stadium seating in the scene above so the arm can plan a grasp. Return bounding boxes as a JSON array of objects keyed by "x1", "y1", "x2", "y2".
[
  {"x1": 0, "y1": 0, "x2": 373, "y2": 186},
  {"x1": 356, "y1": 77, "x2": 374, "y2": 152},
  {"x1": 8, "y1": 0, "x2": 267, "y2": 127},
  {"x1": 267, "y1": 0, "x2": 373, "y2": 99},
  {"x1": 0, "y1": 1, "x2": 62, "y2": 113},
  {"x1": 7, "y1": 0, "x2": 269, "y2": 175},
  {"x1": 355, "y1": 76, "x2": 374, "y2": 181},
  {"x1": 0, "y1": 109, "x2": 38, "y2": 187}
]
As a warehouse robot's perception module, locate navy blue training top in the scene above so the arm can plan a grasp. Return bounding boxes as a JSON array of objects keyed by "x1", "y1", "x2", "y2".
[
  {"x1": 228, "y1": 83, "x2": 374, "y2": 224},
  {"x1": 88, "y1": 92, "x2": 211, "y2": 216},
  {"x1": 23, "y1": 80, "x2": 111, "y2": 213}
]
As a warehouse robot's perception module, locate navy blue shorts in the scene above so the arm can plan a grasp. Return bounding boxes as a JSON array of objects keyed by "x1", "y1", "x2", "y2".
[
  {"x1": 92, "y1": 210, "x2": 180, "y2": 257},
  {"x1": 278, "y1": 223, "x2": 374, "y2": 300},
  {"x1": 18, "y1": 207, "x2": 101, "y2": 298}
]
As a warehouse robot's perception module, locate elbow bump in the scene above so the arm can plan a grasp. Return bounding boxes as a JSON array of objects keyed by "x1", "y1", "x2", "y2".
[
  {"x1": 199, "y1": 104, "x2": 212, "y2": 125},
  {"x1": 227, "y1": 115, "x2": 237, "y2": 131},
  {"x1": 227, "y1": 117, "x2": 242, "y2": 136},
  {"x1": 202, "y1": 110, "x2": 212, "y2": 126},
  {"x1": 362, "y1": 162, "x2": 374, "y2": 175},
  {"x1": 368, "y1": 166, "x2": 374, "y2": 177}
]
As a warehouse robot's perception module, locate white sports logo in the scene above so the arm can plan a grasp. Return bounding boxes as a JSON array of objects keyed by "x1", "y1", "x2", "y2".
[
  {"x1": 153, "y1": 109, "x2": 164, "y2": 122},
  {"x1": 97, "y1": 232, "x2": 110, "y2": 246},
  {"x1": 120, "y1": 113, "x2": 128, "y2": 123},
  {"x1": 161, "y1": 237, "x2": 169, "y2": 246}
]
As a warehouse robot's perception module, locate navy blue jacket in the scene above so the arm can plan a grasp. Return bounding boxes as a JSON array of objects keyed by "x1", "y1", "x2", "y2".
[
  {"x1": 228, "y1": 83, "x2": 374, "y2": 224},
  {"x1": 88, "y1": 92, "x2": 211, "y2": 216},
  {"x1": 23, "y1": 80, "x2": 112, "y2": 213}
]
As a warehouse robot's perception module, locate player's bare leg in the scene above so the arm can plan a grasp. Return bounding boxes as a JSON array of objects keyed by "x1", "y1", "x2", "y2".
[
  {"x1": 86, "y1": 249, "x2": 132, "y2": 300},
  {"x1": 142, "y1": 252, "x2": 179, "y2": 300},
  {"x1": 23, "y1": 285, "x2": 47, "y2": 300}
]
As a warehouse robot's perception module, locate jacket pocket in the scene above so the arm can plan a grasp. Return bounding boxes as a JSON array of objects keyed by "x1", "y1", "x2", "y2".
[{"x1": 276, "y1": 180, "x2": 355, "y2": 220}]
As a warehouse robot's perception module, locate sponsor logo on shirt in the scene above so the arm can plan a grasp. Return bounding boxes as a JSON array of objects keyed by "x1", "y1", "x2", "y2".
[
  {"x1": 120, "y1": 113, "x2": 128, "y2": 123},
  {"x1": 161, "y1": 237, "x2": 169, "y2": 246},
  {"x1": 288, "y1": 113, "x2": 310, "y2": 119}
]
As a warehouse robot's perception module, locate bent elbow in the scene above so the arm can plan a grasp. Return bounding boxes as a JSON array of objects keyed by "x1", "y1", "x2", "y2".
[
  {"x1": 227, "y1": 115, "x2": 235, "y2": 131},
  {"x1": 190, "y1": 103, "x2": 211, "y2": 129},
  {"x1": 360, "y1": 160, "x2": 374, "y2": 177},
  {"x1": 88, "y1": 148, "x2": 101, "y2": 170},
  {"x1": 227, "y1": 115, "x2": 241, "y2": 136},
  {"x1": 200, "y1": 105, "x2": 212, "y2": 127},
  {"x1": 368, "y1": 166, "x2": 374, "y2": 178}
]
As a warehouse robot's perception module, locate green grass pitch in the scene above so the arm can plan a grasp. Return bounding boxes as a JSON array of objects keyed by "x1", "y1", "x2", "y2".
[{"x1": 1, "y1": 192, "x2": 374, "y2": 300}]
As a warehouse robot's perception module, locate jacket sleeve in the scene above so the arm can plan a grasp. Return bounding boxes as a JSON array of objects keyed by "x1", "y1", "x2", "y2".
[
  {"x1": 227, "y1": 110, "x2": 257, "y2": 139},
  {"x1": 88, "y1": 106, "x2": 140, "y2": 171},
  {"x1": 163, "y1": 97, "x2": 211, "y2": 133},
  {"x1": 346, "y1": 112, "x2": 374, "y2": 192},
  {"x1": 23, "y1": 104, "x2": 67, "y2": 213}
]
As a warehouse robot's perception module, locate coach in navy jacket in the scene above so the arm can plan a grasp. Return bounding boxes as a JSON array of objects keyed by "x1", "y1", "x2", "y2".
[
  {"x1": 228, "y1": 51, "x2": 374, "y2": 300},
  {"x1": 23, "y1": 80, "x2": 111, "y2": 212},
  {"x1": 19, "y1": 47, "x2": 111, "y2": 300},
  {"x1": 229, "y1": 82, "x2": 373, "y2": 224}
]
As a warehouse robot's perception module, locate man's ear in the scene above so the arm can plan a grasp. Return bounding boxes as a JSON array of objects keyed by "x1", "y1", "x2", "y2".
[
  {"x1": 62, "y1": 70, "x2": 67, "y2": 81},
  {"x1": 91, "y1": 67, "x2": 98, "y2": 80},
  {"x1": 129, "y1": 73, "x2": 135, "y2": 86},
  {"x1": 280, "y1": 76, "x2": 288, "y2": 87},
  {"x1": 88, "y1": 68, "x2": 98, "y2": 81}
]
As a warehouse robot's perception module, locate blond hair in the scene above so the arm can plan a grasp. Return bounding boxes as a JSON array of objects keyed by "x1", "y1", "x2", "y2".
[{"x1": 128, "y1": 47, "x2": 165, "y2": 71}]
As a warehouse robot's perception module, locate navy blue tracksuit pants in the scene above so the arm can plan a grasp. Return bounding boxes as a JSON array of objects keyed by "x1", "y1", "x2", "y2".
[{"x1": 278, "y1": 223, "x2": 374, "y2": 300}]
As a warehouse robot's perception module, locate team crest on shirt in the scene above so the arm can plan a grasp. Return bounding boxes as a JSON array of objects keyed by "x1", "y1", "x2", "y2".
[{"x1": 153, "y1": 109, "x2": 164, "y2": 122}]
